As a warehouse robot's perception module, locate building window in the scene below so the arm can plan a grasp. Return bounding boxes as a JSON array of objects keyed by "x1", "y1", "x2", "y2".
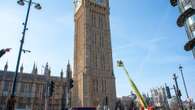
[
  {"x1": 20, "y1": 83, "x2": 25, "y2": 94},
  {"x1": 102, "y1": 80, "x2": 104, "y2": 92},
  {"x1": 27, "y1": 83, "x2": 33, "y2": 97},
  {"x1": 92, "y1": 12, "x2": 97, "y2": 27},
  {"x1": 20, "y1": 83, "x2": 33, "y2": 97},
  {"x1": 100, "y1": 31, "x2": 103, "y2": 48},
  {"x1": 104, "y1": 80, "x2": 106, "y2": 93},
  {"x1": 3, "y1": 81, "x2": 9, "y2": 96},
  {"x1": 99, "y1": 14, "x2": 104, "y2": 29},
  {"x1": 102, "y1": 55, "x2": 105, "y2": 70},
  {"x1": 38, "y1": 84, "x2": 43, "y2": 98},
  {"x1": 96, "y1": 80, "x2": 98, "y2": 93},
  {"x1": 93, "y1": 80, "x2": 96, "y2": 94},
  {"x1": 94, "y1": 79, "x2": 99, "y2": 94},
  {"x1": 92, "y1": 12, "x2": 95, "y2": 26},
  {"x1": 0, "y1": 81, "x2": 2, "y2": 90}
]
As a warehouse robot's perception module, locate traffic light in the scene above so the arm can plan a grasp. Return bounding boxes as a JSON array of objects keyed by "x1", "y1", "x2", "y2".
[
  {"x1": 177, "y1": 89, "x2": 182, "y2": 97},
  {"x1": 48, "y1": 81, "x2": 55, "y2": 97},
  {"x1": 165, "y1": 86, "x2": 172, "y2": 99},
  {"x1": 69, "y1": 78, "x2": 74, "y2": 89}
]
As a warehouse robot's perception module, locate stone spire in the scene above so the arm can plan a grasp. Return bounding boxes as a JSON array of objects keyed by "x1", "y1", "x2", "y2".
[
  {"x1": 48, "y1": 67, "x2": 51, "y2": 77},
  {"x1": 60, "y1": 69, "x2": 64, "y2": 79},
  {"x1": 20, "y1": 64, "x2": 24, "y2": 73},
  {"x1": 44, "y1": 62, "x2": 49, "y2": 74},
  {"x1": 66, "y1": 61, "x2": 72, "y2": 79},
  {"x1": 32, "y1": 63, "x2": 38, "y2": 75},
  {"x1": 32, "y1": 63, "x2": 36, "y2": 73},
  {"x1": 44, "y1": 62, "x2": 50, "y2": 77},
  {"x1": 4, "y1": 61, "x2": 8, "y2": 71},
  {"x1": 35, "y1": 66, "x2": 38, "y2": 74},
  {"x1": 66, "y1": 61, "x2": 72, "y2": 108}
]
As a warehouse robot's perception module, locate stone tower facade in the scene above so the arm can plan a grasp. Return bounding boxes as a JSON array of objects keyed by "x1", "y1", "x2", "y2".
[{"x1": 72, "y1": 0, "x2": 116, "y2": 109}]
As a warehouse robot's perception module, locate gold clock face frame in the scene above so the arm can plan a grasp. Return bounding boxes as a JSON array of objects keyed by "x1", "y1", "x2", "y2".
[{"x1": 74, "y1": 0, "x2": 106, "y2": 13}]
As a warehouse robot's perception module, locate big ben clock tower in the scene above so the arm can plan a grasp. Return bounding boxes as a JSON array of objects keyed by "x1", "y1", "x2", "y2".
[{"x1": 72, "y1": 0, "x2": 116, "y2": 109}]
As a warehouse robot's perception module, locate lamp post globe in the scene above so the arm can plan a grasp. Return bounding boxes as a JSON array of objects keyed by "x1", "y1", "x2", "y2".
[
  {"x1": 35, "y1": 3, "x2": 42, "y2": 10},
  {"x1": 17, "y1": 0, "x2": 25, "y2": 6}
]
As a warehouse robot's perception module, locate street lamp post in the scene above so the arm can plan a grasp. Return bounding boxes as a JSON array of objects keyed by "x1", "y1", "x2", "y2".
[
  {"x1": 173, "y1": 74, "x2": 184, "y2": 110},
  {"x1": 6, "y1": 0, "x2": 41, "y2": 110},
  {"x1": 179, "y1": 65, "x2": 189, "y2": 98},
  {"x1": 179, "y1": 65, "x2": 192, "y2": 110}
]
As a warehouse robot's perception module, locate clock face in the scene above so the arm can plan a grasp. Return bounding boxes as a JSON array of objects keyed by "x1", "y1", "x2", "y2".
[{"x1": 74, "y1": 0, "x2": 82, "y2": 12}]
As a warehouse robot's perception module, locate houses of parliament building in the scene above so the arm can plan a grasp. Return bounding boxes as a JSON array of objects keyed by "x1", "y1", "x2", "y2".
[{"x1": 0, "y1": 62, "x2": 72, "y2": 110}]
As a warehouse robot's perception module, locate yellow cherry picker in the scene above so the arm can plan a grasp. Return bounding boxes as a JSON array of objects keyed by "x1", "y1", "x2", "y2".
[{"x1": 117, "y1": 60, "x2": 154, "y2": 110}]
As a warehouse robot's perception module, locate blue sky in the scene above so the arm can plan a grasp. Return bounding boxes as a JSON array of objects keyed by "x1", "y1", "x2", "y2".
[{"x1": 0, "y1": 0, "x2": 194, "y2": 100}]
